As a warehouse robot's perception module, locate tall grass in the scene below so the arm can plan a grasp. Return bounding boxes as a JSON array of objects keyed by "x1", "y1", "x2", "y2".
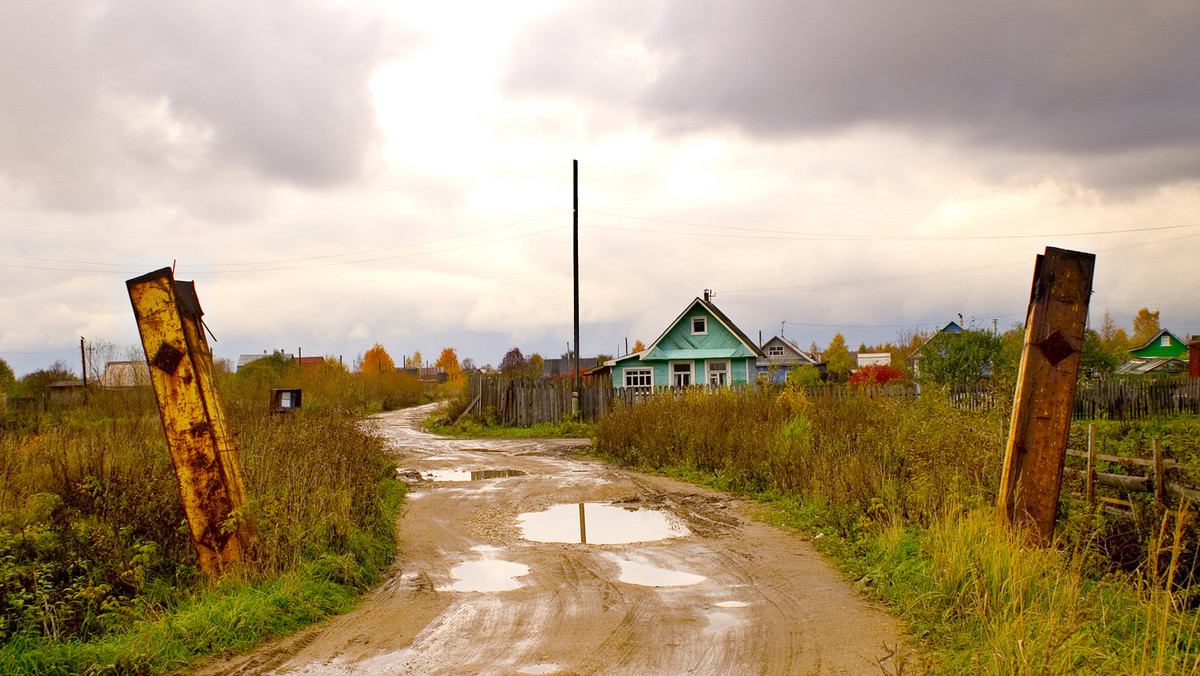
[
  {"x1": 0, "y1": 362, "x2": 412, "y2": 673},
  {"x1": 595, "y1": 385, "x2": 1200, "y2": 673}
]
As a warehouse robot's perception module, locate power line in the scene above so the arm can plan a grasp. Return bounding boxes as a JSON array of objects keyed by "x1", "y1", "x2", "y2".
[{"x1": 583, "y1": 210, "x2": 1200, "y2": 241}]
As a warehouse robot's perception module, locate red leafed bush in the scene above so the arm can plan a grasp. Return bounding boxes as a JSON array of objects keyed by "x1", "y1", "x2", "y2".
[{"x1": 848, "y1": 363, "x2": 907, "y2": 385}]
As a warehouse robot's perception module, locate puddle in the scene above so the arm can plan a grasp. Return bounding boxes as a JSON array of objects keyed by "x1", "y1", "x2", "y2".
[
  {"x1": 517, "y1": 664, "x2": 561, "y2": 674},
  {"x1": 425, "y1": 469, "x2": 527, "y2": 482},
  {"x1": 703, "y1": 610, "x2": 738, "y2": 634},
  {"x1": 518, "y1": 503, "x2": 689, "y2": 544},
  {"x1": 714, "y1": 600, "x2": 749, "y2": 608},
  {"x1": 605, "y1": 555, "x2": 706, "y2": 587},
  {"x1": 442, "y1": 547, "x2": 529, "y2": 592}
]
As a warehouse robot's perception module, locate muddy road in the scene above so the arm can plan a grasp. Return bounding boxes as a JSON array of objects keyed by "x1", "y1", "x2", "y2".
[{"x1": 200, "y1": 403, "x2": 908, "y2": 675}]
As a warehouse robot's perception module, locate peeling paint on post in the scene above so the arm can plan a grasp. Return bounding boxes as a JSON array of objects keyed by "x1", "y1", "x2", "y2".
[
  {"x1": 998, "y1": 247, "x2": 1095, "y2": 543},
  {"x1": 127, "y1": 267, "x2": 257, "y2": 580}
]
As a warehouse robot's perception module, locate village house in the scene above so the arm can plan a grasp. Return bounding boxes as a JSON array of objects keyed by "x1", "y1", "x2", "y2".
[
  {"x1": 756, "y1": 336, "x2": 824, "y2": 383},
  {"x1": 1115, "y1": 329, "x2": 1192, "y2": 376},
  {"x1": 609, "y1": 292, "x2": 764, "y2": 389}
]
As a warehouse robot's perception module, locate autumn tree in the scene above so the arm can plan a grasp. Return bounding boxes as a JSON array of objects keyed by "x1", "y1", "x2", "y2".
[
  {"x1": 436, "y1": 347, "x2": 462, "y2": 383},
  {"x1": 631, "y1": 339, "x2": 646, "y2": 353},
  {"x1": 528, "y1": 353, "x2": 545, "y2": 378},
  {"x1": 405, "y1": 351, "x2": 424, "y2": 369},
  {"x1": 824, "y1": 334, "x2": 855, "y2": 378},
  {"x1": 500, "y1": 347, "x2": 527, "y2": 375},
  {"x1": 1131, "y1": 307, "x2": 1161, "y2": 346},
  {"x1": 360, "y1": 343, "x2": 395, "y2": 373}
]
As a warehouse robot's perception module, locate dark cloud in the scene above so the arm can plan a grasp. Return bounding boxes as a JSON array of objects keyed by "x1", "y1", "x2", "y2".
[
  {"x1": 0, "y1": 0, "x2": 404, "y2": 211},
  {"x1": 506, "y1": 0, "x2": 1200, "y2": 187}
]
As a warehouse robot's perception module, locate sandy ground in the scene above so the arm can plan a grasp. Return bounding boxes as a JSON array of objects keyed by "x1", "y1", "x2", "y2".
[{"x1": 193, "y1": 403, "x2": 909, "y2": 675}]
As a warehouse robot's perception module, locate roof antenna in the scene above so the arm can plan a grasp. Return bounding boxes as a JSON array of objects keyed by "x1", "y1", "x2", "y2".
[{"x1": 704, "y1": 289, "x2": 714, "y2": 302}]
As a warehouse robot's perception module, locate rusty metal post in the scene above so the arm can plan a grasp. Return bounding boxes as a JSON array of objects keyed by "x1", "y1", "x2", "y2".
[
  {"x1": 998, "y1": 247, "x2": 1095, "y2": 543},
  {"x1": 127, "y1": 268, "x2": 257, "y2": 580}
]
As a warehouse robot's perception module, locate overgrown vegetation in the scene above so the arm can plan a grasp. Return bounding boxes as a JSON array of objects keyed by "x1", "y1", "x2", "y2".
[
  {"x1": 426, "y1": 388, "x2": 595, "y2": 438},
  {"x1": 0, "y1": 355, "x2": 418, "y2": 674},
  {"x1": 595, "y1": 386, "x2": 1200, "y2": 674}
]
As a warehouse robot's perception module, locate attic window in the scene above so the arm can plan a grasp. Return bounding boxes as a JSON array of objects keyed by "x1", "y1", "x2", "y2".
[
  {"x1": 768, "y1": 345, "x2": 785, "y2": 357},
  {"x1": 691, "y1": 316, "x2": 707, "y2": 335},
  {"x1": 1162, "y1": 335, "x2": 1171, "y2": 347}
]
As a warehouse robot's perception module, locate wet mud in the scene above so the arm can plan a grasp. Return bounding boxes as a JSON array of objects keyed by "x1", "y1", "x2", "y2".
[{"x1": 194, "y1": 403, "x2": 908, "y2": 675}]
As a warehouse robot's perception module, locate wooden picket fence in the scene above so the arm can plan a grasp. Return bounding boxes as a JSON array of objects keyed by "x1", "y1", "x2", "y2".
[
  {"x1": 1074, "y1": 377, "x2": 1200, "y2": 420},
  {"x1": 465, "y1": 375, "x2": 1200, "y2": 427}
]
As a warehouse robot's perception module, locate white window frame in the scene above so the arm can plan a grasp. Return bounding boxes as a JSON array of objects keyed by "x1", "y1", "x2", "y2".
[
  {"x1": 767, "y1": 345, "x2": 785, "y2": 357},
  {"x1": 691, "y1": 316, "x2": 708, "y2": 335},
  {"x1": 670, "y1": 361, "x2": 694, "y2": 387},
  {"x1": 623, "y1": 367, "x2": 653, "y2": 389},
  {"x1": 1162, "y1": 335, "x2": 1171, "y2": 347},
  {"x1": 706, "y1": 359, "x2": 730, "y2": 387}
]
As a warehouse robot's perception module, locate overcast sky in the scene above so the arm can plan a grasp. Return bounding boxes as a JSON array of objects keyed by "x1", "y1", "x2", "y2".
[{"x1": 2, "y1": 0, "x2": 1199, "y2": 376}]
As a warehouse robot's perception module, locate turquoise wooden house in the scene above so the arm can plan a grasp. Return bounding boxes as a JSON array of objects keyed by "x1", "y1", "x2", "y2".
[{"x1": 610, "y1": 294, "x2": 764, "y2": 389}]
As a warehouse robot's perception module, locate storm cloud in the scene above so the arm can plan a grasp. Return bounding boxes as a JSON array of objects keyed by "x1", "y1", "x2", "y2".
[
  {"x1": 0, "y1": 0, "x2": 402, "y2": 211},
  {"x1": 506, "y1": 0, "x2": 1200, "y2": 188}
]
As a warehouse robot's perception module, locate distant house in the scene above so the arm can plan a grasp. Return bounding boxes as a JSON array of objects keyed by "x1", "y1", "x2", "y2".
[
  {"x1": 1114, "y1": 329, "x2": 1191, "y2": 376},
  {"x1": 1129, "y1": 329, "x2": 1189, "y2": 360},
  {"x1": 910, "y1": 321, "x2": 965, "y2": 376},
  {"x1": 610, "y1": 294, "x2": 764, "y2": 389},
  {"x1": 857, "y1": 353, "x2": 892, "y2": 368},
  {"x1": 756, "y1": 336, "x2": 825, "y2": 384}
]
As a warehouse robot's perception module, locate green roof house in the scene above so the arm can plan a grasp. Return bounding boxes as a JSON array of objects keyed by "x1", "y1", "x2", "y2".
[
  {"x1": 1129, "y1": 329, "x2": 1189, "y2": 360},
  {"x1": 610, "y1": 293, "x2": 764, "y2": 389}
]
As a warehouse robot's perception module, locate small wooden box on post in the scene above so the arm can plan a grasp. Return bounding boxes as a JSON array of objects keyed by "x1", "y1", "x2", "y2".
[
  {"x1": 998, "y1": 247, "x2": 1095, "y2": 543},
  {"x1": 127, "y1": 267, "x2": 258, "y2": 580}
]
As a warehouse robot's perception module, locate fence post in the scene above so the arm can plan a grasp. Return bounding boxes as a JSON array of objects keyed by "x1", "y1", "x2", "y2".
[
  {"x1": 1154, "y1": 438, "x2": 1165, "y2": 511},
  {"x1": 1087, "y1": 423, "x2": 1096, "y2": 506},
  {"x1": 998, "y1": 247, "x2": 1095, "y2": 543}
]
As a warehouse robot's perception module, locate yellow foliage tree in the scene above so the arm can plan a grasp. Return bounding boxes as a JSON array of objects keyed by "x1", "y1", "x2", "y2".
[
  {"x1": 436, "y1": 347, "x2": 462, "y2": 384},
  {"x1": 1131, "y1": 307, "x2": 1161, "y2": 345},
  {"x1": 631, "y1": 339, "x2": 646, "y2": 353},
  {"x1": 405, "y1": 351, "x2": 423, "y2": 369},
  {"x1": 361, "y1": 344, "x2": 395, "y2": 373}
]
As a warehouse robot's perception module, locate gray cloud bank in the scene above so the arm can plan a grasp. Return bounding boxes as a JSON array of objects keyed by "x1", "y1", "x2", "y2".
[
  {"x1": 507, "y1": 0, "x2": 1200, "y2": 189},
  {"x1": 0, "y1": 0, "x2": 401, "y2": 212}
]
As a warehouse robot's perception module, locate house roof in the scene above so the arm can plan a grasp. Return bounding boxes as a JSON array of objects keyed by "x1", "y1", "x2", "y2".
[
  {"x1": 1113, "y1": 357, "x2": 1188, "y2": 375},
  {"x1": 643, "y1": 297, "x2": 764, "y2": 361},
  {"x1": 758, "y1": 336, "x2": 819, "y2": 366},
  {"x1": 1130, "y1": 329, "x2": 1186, "y2": 353}
]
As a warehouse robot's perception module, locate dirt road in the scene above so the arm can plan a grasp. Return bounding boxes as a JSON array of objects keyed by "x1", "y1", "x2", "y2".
[{"x1": 200, "y1": 403, "x2": 908, "y2": 675}]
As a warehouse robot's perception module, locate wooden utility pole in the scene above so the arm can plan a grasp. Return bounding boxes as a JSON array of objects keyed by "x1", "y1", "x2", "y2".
[
  {"x1": 79, "y1": 337, "x2": 88, "y2": 404},
  {"x1": 998, "y1": 247, "x2": 1095, "y2": 543},
  {"x1": 572, "y1": 159, "x2": 580, "y2": 414},
  {"x1": 128, "y1": 267, "x2": 258, "y2": 580}
]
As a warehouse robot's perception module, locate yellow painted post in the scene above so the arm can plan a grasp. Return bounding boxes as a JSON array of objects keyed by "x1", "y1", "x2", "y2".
[
  {"x1": 998, "y1": 247, "x2": 1095, "y2": 543},
  {"x1": 127, "y1": 268, "x2": 257, "y2": 580}
]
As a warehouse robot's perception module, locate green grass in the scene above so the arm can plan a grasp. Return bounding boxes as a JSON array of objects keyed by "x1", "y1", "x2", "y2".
[
  {"x1": 593, "y1": 386, "x2": 1200, "y2": 674},
  {"x1": 425, "y1": 414, "x2": 596, "y2": 439}
]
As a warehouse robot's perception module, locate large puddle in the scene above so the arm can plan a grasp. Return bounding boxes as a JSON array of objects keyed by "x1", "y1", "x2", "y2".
[
  {"x1": 442, "y1": 547, "x2": 530, "y2": 592},
  {"x1": 518, "y1": 502, "x2": 690, "y2": 545},
  {"x1": 424, "y1": 469, "x2": 527, "y2": 482},
  {"x1": 606, "y1": 555, "x2": 706, "y2": 587}
]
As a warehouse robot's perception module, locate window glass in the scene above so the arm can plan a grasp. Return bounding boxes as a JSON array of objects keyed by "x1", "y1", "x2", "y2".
[{"x1": 692, "y1": 316, "x2": 707, "y2": 334}]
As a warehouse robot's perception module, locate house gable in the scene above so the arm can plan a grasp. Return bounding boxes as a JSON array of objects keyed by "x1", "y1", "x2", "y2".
[
  {"x1": 613, "y1": 297, "x2": 763, "y2": 388},
  {"x1": 1130, "y1": 329, "x2": 1189, "y2": 360}
]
